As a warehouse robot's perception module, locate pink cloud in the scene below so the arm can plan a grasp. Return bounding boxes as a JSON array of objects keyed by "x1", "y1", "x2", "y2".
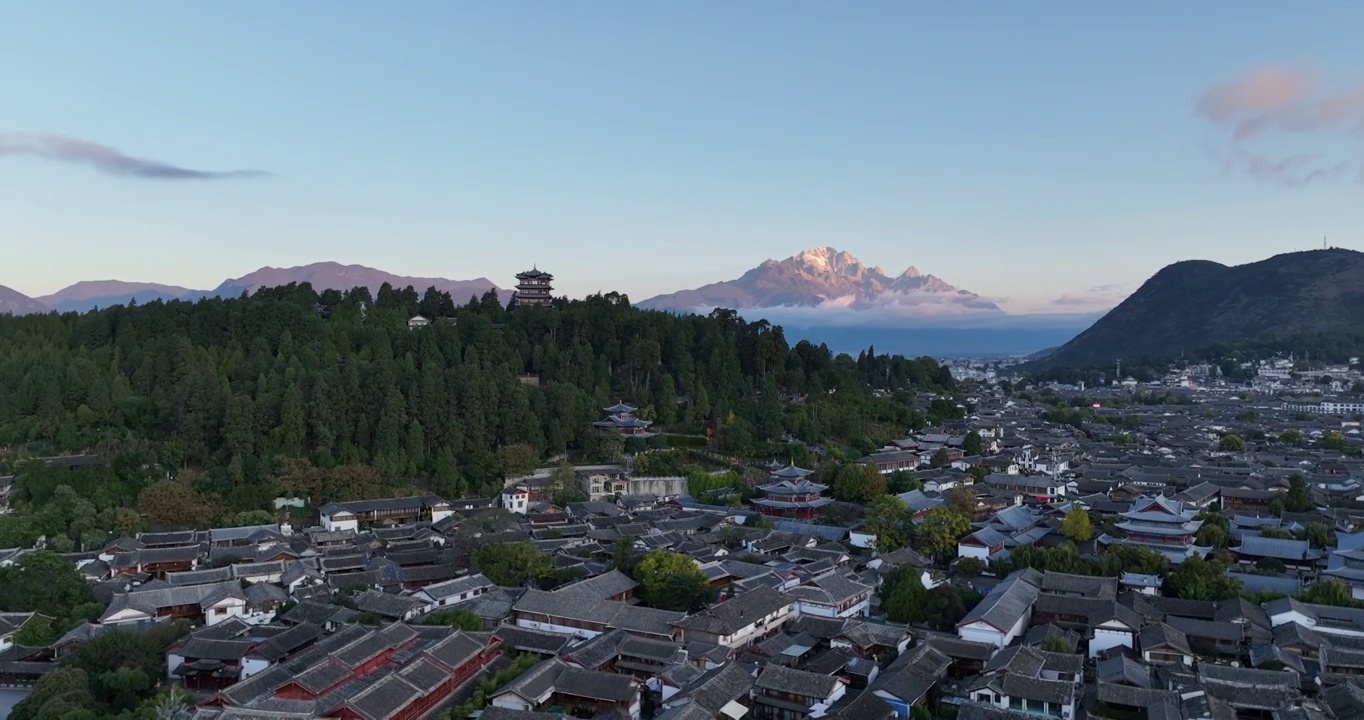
[
  {"x1": 1197, "y1": 67, "x2": 1315, "y2": 124},
  {"x1": 1197, "y1": 67, "x2": 1364, "y2": 187}
]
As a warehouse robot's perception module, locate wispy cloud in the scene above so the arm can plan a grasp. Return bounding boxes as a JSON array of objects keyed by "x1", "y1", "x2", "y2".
[
  {"x1": 1196, "y1": 67, "x2": 1364, "y2": 187},
  {"x1": 1050, "y1": 294, "x2": 1113, "y2": 307},
  {"x1": 0, "y1": 131, "x2": 268, "y2": 180},
  {"x1": 1041, "y1": 283, "x2": 1131, "y2": 312}
]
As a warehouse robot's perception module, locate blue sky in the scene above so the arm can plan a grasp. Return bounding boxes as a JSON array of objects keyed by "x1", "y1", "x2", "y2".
[{"x1": 3, "y1": 1, "x2": 1363, "y2": 313}]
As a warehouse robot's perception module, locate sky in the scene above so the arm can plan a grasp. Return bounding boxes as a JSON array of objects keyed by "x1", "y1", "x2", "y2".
[{"x1": 3, "y1": 1, "x2": 1364, "y2": 315}]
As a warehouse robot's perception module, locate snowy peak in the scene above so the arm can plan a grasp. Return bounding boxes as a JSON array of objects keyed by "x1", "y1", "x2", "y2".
[
  {"x1": 794, "y1": 246, "x2": 866, "y2": 277},
  {"x1": 639, "y1": 247, "x2": 1002, "y2": 320}
]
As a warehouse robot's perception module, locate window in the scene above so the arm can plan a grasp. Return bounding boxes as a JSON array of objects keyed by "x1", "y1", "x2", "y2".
[{"x1": 1010, "y1": 697, "x2": 1022, "y2": 710}]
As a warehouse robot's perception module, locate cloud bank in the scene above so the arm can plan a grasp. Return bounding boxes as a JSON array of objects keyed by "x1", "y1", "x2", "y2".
[
  {"x1": 1196, "y1": 67, "x2": 1364, "y2": 186},
  {"x1": 0, "y1": 132, "x2": 268, "y2": 180}
]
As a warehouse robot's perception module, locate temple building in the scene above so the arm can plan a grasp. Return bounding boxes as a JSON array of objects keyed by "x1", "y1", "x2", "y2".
[
  {"x1": 1101, "y1": 496, "x2": 1210, "y2": 564},
  {"x1": 752, "y1": 466, "x2": 832, "y2": 521},
  {"x1": 512, "y1": 267, "x2": 554, "y2": 307},
  {"x1": 593, "y1": 403, "x2": 656, "y2": 438}
]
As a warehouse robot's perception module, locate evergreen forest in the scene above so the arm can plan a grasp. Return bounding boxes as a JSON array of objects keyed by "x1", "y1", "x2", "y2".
[{"x1": 0, "y1": 283, "x2": 954, "y2": 534}]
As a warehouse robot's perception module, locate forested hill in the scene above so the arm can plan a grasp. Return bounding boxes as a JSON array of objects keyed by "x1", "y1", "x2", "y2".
[
  {"x1": 1039, "y1": 248, "x2": 1364, "y2": 369},
  {"x1": 0, "y1": 283, "x2": 953, "y2": 511}
]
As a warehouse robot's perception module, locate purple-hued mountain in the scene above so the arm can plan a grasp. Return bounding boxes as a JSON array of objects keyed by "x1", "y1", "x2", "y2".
[
  {"x1": 0, "y1": 284, "x2": 50, "y2": 316},
  {"x1": 639, "y1": 247, "x2": 1002, "y2": 320},
  {"x1": 36, "y1": 280, "x2": 203, "y2": 313},
  {"x1": 212, "y1": 262, "x2": 503, "y2": 303}
]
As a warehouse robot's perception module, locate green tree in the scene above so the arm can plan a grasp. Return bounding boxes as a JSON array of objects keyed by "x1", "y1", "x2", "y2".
[
  {"x1": 930, "y1": 448, "x2": 951, "y2": 468},
  {"x1": 1168, "y1": 556, "x2": 1241, "y2": 601},
  {"x1": 956, "y1": 557, "x2": 987, "y2": 577},
  {"x1": 1219, "y1": 434, "x2": 1247, "y2": 452},
  {"x1": 0, "y1": 551, "x2": 97, "y2": 626},
  {"x1": 832, "y1": 464, "x2": 887, "y2": 502},
  {"x1": 474, "y1": 542, "x2": 553, "y2": 587},
  {"x1": 1322, "y1": 431, "x2": 1349, "y2": 452},
  {"x1": 1195, "y1": 524, "x2": 1228, "y2": 549},
  {"x1": 11, "y1": 667, "x2": 94, "y2": 720},
  {"x1": 887, "y1": 471, "x2": 921, "y2": 494},
  {"x1": 1284, "y1": 474, "x2": 1315, "y2": 512},
  {"x1": 1297, "y1": 579, "x2": 1356, "y2": 607},
  {"x1": 943, "y1": 486, "x2": 978, "y2": 518},
  {"x1": 962, "y1": 430, "x2": 983, "y2": 456},
  {"x1": 916, "y1": 506, "x2": 971, "y2": 557},
  {"x1": 864, "y1": 496, "x2": 913, "y2": 553},
  {"x1": 634, "y1": 549, "x2": 714, "y2": 611},
  {"x1": 1303, "y1": 522, "x2": 1333, "y2": 549},
  {"x1": 422, "y1": 609, "x2": 484, "y2": 630},
  {"x1": 1060, "y1": 507, "x2": 1093, "y2": 542},
  {"x1": 1279, "y1": 429, "x2": 1305, "y2": 447},
  {"x1": 497, "y1": 443, "x2": 541, "y2": 478},
  {"x1": 922, "y1": 584, "x2": 980, "y2": 631},
  {"x1": 14, "y1": 614, "x2": 57, "y2": 647},
  {"x1": 1042, "y1": 635, "x2": 1075, "y2": 653},
  {"x1": 135, "y1": 479, "x2": 220, "y2": 529},
  {"x1": 1255, "y1": 557, "x2": 1287, "y2": 574},
  {"x1": 879, "y1": 565, "x2": 928, "y2": 623}
]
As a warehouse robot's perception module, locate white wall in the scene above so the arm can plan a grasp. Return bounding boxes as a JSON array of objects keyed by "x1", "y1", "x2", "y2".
[
  {"x1": 1089, "y1": 626, "x2": 1133, "y2": 657},
  {"x1": 242, "y1": 656, "x2": 271, "y2": 678},
  {"x1": 516, "y1": 617, "x2": 603, "y2": 640},
  {"x1": 958, "y1": 622, "x2": 1004, "y2": 649},
  {"x1": 206, "y1": 600, "x2": 246, "y2": 626},
  {"x1": 796, "y1": 596, "x2": 869, "y2": 620},
  {"x1": 958, "y1": 543, "x2": 992, "y2": 561},
  {"x1": 492, "y1": 695, "x2": 534, "y2": 711},
  {"x1": 321, "y1": 514, "x2": 358, "y2": 532},
  {"x1": 166, "y1": 652, "x2": 184, "y2": 679}
]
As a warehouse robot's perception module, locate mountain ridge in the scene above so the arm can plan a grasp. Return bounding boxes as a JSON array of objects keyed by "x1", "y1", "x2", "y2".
[
  {"x1": 0, "y1": 284, "x2": 49, "y2": 316},
  {"x1": 1041, "y1": 248, "x2": 1364, "y2": 367},
  {"x1": 14, "y1": 262, "x2": 507, "y2": 314},
  {"x1": 639, "y1": 246, "x2": 1001, "y2": 319},
  {"x1": 211, "y1": 261, "x2": 503, "y2": 303},
  {"x1": 36, "y1": 280, "x2": 203, "y2": 312}
]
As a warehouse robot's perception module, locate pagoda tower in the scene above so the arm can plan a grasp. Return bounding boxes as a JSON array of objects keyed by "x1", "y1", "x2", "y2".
[{"x1": 512, "y1": 267, "x2": 554, "y2": 307}]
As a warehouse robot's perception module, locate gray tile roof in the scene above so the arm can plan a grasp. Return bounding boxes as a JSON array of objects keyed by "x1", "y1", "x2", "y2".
[
  {"x1": 958, "y1": 570, "x2": 1040, "y2": 632},
  {"x1": 754, "y1": 664, "x2": 840, "y2": 698},
  {"x1": 674, "y1": 586, "x2": 793, "y2": 636}
]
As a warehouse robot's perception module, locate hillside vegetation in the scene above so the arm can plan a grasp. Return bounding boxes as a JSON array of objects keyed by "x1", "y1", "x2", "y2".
[
  {"x1": 1042, "y1": 249, "x2": 1364, "y2": 369},
  {"x1": 0, "y1": 284, "x2": 952, "y2": 522}
]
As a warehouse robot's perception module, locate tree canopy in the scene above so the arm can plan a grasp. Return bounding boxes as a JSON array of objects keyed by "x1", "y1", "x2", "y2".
[
  {"x1": 1060, "y1": 507, "x2": 1093, "y2": 542},
  {"x1": 473, "y1": 542, "x2": 553, "y2": 587},
  {"x1": 633, "y1": 549, "x2": 714, "y2": 611},
  {"x1": 0, "y1": 285, "x2": 954, "y2": 523}
]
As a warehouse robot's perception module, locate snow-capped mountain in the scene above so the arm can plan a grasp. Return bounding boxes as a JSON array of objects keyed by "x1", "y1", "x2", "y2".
[{"x1": 639, "y1": 247, "x2": 1001, "y2": 322}]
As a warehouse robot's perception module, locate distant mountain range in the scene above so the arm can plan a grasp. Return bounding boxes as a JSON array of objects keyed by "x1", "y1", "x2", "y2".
[
  {"x1": 638, "y1": 246, "x2": 1002, "y2": 323},
  {"x1": 36, "y1": 281, "x2": 204, "y2": 313},
  {"x1": 0, "y1": 284, "x2": 50, "y2": 316},
  {"x1": 4, "y1": 262, "x2": 504, "y2": 315},
  {"x1": 1041, "y1": 248, "x2": 1364, "y2": 367},
  {"x1": 209, "y1": 262, "x2": 500, "y2": 303}
]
